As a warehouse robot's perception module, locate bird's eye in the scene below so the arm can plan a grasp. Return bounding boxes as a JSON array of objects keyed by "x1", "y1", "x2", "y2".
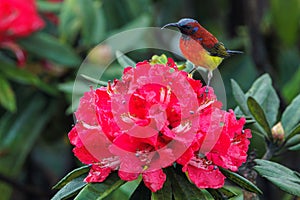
[
  {"x1": 192, "y1": 27, "x2": 198, "y2": 33},
  {"x1": 181, "y1": 25, "x2": 192, "y2": 29}
]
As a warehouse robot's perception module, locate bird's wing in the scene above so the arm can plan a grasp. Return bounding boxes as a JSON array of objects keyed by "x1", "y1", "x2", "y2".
[{"x1": 203, "y1": 42, "x2": 230, "y2": 58}]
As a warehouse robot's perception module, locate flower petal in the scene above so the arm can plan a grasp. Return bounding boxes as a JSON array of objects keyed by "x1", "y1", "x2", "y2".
[
  {"x1": 142, "y1": 169, "x2": 166, "y2": 192},
  {"x1": 187, "y1": 164, "x2": 225, "y2": 189},
  {"x1": 84, "y1": 165, "x2": 111, "y2": 183}
]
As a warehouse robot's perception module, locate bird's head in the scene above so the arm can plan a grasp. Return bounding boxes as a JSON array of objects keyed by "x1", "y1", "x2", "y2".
[{"x1": 162, "y1": 18, "x2": 201, "y2": 36}]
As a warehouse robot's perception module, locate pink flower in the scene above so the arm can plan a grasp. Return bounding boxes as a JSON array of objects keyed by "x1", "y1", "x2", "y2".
[{"x1": 68, "y1": 57, "x2": 251, "y2": 192}]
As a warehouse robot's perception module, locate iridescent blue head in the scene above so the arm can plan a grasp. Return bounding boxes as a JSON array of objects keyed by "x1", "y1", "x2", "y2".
[{"x1": 162, "y1": 18, "x2": 200, "y2": 36}]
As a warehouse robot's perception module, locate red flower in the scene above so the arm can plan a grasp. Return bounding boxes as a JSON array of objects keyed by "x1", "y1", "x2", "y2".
[
  {"x1": 0, "y1": 0, "x2": 44, "y2": 42},
  {"x1": 0, "y1": 0, "x2": 45, "y2": 65},
  {"x1": 69, "y1": 57, "x2": 251, "y2": 192},
  {"x1": 177, "y1": 107, "x2": 251, "y2": 188}
]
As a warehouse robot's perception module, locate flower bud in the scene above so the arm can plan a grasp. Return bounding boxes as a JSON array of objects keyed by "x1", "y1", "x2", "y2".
[{"x1": 271, "y1": 122, "x2": 285, "y2": 143}]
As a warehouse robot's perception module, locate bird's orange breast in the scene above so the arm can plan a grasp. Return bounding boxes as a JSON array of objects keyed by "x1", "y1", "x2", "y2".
[{"x1": 180, "y1": 37, "x2": 223, "y2": 71}]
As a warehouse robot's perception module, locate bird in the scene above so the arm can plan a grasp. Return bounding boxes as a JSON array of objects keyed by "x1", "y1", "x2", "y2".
[{"x1": 162, "y1": 18, "x2": 243, "y2": 92}]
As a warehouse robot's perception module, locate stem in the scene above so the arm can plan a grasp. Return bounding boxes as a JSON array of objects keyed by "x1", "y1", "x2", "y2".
[{"x1": 262, "y1": 143, "x2": 278, "y2": 160}]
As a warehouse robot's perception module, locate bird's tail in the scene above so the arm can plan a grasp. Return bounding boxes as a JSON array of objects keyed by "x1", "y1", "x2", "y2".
[{"x1": 226, "y1": 50, "x2": 243, "y2": 55}]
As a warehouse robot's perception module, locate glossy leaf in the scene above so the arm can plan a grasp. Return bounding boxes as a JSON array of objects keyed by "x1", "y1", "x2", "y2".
[
  {"x1": 51, "y1": 175, "x2": 87, "y2": 200},
  {"x1": 247, "y1": 97, "x2": 272, "y2": 139},
  {"x1": 151, "y1": 174, "x2": 172, "y2": 200},
  {"x1": 74, "y1": 172, "x2": 125, "y2": 200},
  {"x1": 285, "y1": 135, "x2": 300, "y2": 148},
  {"x1": 285, "y1": 123, "x2": 300, "y2": 141},
  {"x1": 206, "y1": 187, "x2": 237, "y2": 200},
  {"x1": 110, "y1": 177, "x2": 141, "y2": 199},
  {"x1": 235, "y1": 74, "x2": 279, "y2": 127},
  {"x1": 254, "y1": 159, "x2": 300, "y2": 196},
  {"x1": 219, "y1": 168, "x2": 262, "y2": 194},
  {"x1": 206, "y1": 189, "x2": 223, "y2": 200},
  {"x1": 116, "y1": 50, "x2": 136, "y2": 68},
  {"x1": 129, "y1": 179, "x2": 151, "y2": 200},
  {"x1": 288, "y1": 143, "x2": 300, "y2": 151},
  {"x1": 0, "y1": 75, "x2": 16, "y2": 112},
  {"x1": 282, "y1": 94, "x2": 300, "y2": 136},
  {"x1": 53, "y1": 165, "x2": 90, "y2": 189},
  {"x1": 217, "y1": 187, "x2": 237, "y2": 199},
  {"x1": 231, "y1": 79, "x2": 249, "y2": 115},
  {"x1": 19, "y1": 32, "x2": 81, "y2": 66},
  {"x1": 247, "y1": 74, "x2": 279, "y2": 126}
]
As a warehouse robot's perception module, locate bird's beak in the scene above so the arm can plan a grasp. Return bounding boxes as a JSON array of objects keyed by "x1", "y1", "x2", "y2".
[{"x1": 161, "y1": 22, "x2": 179, "y2": 29}]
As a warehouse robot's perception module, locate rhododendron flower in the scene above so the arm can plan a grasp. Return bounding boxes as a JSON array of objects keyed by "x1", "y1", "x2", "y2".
[
  {"x1": 0, "y1": 0, "x2": 44, "y2": 41},
  {"x1": 69, "y1": 57, "x2": 251, "y2": 192},
  {"x1": 0, "y1": 0, "x2": 45, "y2": 65}
]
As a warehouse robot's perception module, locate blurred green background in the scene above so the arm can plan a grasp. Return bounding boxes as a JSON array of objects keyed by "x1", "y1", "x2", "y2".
[{"x1": 0, "y1": 0, "x2": 299, "y2": 199}]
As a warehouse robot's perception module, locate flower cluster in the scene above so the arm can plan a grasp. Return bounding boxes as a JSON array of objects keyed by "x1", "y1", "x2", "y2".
[
  {"x1": 69, "y1": 58, "x2": 251, "y2": 192},
  {"x1": 0, "y1": 0, "x2": 44, "y2": 65},
  {"x1": 0, "y1": 0, "x2": 44, "y2": 42}
]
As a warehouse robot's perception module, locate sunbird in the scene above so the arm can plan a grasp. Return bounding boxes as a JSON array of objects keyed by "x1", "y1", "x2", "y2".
[{"x1": 162, "y1": 18, "x2": 243, "y2": 91}]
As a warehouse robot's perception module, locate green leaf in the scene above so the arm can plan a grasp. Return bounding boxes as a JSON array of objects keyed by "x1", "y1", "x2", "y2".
[
  {"x1": 288, "y1": 143, "x2": 300, "y2": 151},
  {"x1": 37, "y1": 1, "x2": 62, "y2": 12},
  {"x1": 206, "y1": 187, "x2": 237, "y2": 200},
  {"x1": 0, "y1": 75, "x2": 16, "y2": 112},
  {"x1": 282, "y1": 66, "x2": 300, "y2": 102},
  {"x1": 129, "y1": 179, "x2": 151, "y2": 200},
  {"x1": 0, "y1": 93, "x2": 56, "y2": 199},
  {"x1": 285, "y1": 123, "x2": 300, "y2": 141},
  {"x1": 231, "y1": 79, "x2": 249, "y2": 115},
  {"x1": 59, "y1": 0, "x2": 105, "y2": 46},
  {"x1": 271, "y1": 0, "x2": 300, "y2": 46},
  {"x1": 206, "y1": 189, "x2": 223, "y2": 200},
  {"x1": 254, "y1": 159, "x2": 300, "y2": 196},
  {"x1": 282, "y1": 94, "x2": 300, "y2": 136},
  {"x1": 0, "y1": 62, "x2": 58, "y2": 95},
  {"x1": 19, "y1": 32, "x2": 81, "y2": 66},
  {"x1": 89, "y1": 5, "x2": 106, "y2": 44},
  {"x1": 247, "y1": 74, "x2": 279, "y2": 126},
  {"x1": 80, "y1": 74, "x2": 108, "y2": 86},
  {"x1": 51, "y1": 175, "x2": 87, "y2": 200},
  {"x1": 116, "y1": 51, "x2": 136, "y2": 68},
  {"x1": 285, "y1": 135, "x2": 300, "y2": 148},
  {"x1": 217, "y1": 187, "x2": 237, "y2": 199},
  {"x1": 74, "y1": 172, "x2": 125, "y2": 200},
  {"x1": 247, "y1": 97, "x2": 272, "y2": 139},
  {"x1": 151, "y1": 173, "x2": 172, "y2": 200},
  {"x1": 53, "y1": 165, "x2": 90, "y2": 189},
  {"x1": 219, "y1": 168, "x2": 262, "y2": 194},
  {"x1": 110, "y1": 177, "x2": 141, "y2": 199},
  {"x1": 59, "y1": 0, "x2": 80, "y2": 43},
  {"x1": 168, "y1": 168, "x2": 211, "y2": 200},
  {"x1": 235, "y1": 74, "x2": 279, "y2": 127},
  {"x1": 77, "y1": 0, "x2": 99, "y2": 46}
]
